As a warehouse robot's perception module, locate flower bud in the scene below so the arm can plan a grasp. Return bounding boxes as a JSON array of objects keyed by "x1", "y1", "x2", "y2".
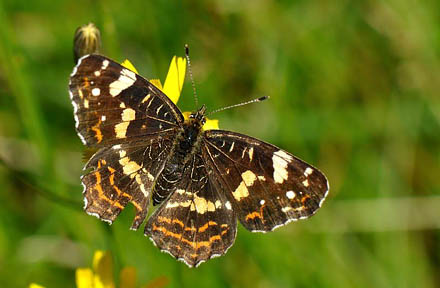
[{"x1": 73, "y1": 23, "x2": 101, "y2": 62}]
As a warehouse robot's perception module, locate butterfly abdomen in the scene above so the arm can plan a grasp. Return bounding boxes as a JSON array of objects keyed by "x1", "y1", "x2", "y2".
[{"x1": 152, "y1": 118, "x2": 204, "y2": 205}]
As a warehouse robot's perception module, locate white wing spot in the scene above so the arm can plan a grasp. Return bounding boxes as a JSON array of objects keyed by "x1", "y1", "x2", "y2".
[
  {"x1": 109, "y1": 69, "x2": 136, "y2": 97},
  {"x1": 101, "y1": 115, "x2": 106, "y2": 121},
  {"x1": 92, "y1": 88, "x2": 100, "y2": 96},
  {"x1": 241, "y1": 170, "x2": 257, "y2": 186},
  {"x1": 166, "y1": 200, "x2": 192, "y2": 209},
  {"x1": 272, "y1": 150, "x2": 290, "y2": 183},
  {"x1": 304, "y1": 167, "x2": 313, "y2": 176},
  {"x1": 142, "y1": 168, "x2": 155, "y2": 181},
  {"x1": 191, "y1": 195, "x2": 216, "y2": 214},
  {"x1": 176, "y1": 189, "x2": 192, "y2": 196},
  {"x1": 225, "y1": 201, "x2": 232, "y2": 210},
  {"x1": 102, "y1": 60, "x2": 109, "y2": 70},
  {"x1": 260, "y1": 199, "x2": 265, "y2": 205},
  {"x1": 121, "y1": 108, "x2": 136, "y2": 121},
  {"x1": 232, "y1": 170, "x2": 257, "y2": 201},
  {"x1": 282, "y1": 207, "x2": 292, "y2": 213},
  {"x1": 115, "y1": 122, "x2": 129, "y2": 138},
  {"x1": 118, "y1": 150, "x2": 127, "y2": 158},
  {"x1": 248, "y1": 147, "x2": 254, "y2": 161},
  {"x1": 94, "y1": 70, "x2": 101, "y2": 76},
  {"x1": 119, "y1": 156, "x2": 141, "y2": 178},
  {"x1": 275, "y1": 150, "x2": 293, "y2": 161},
  {"x1": 232, "y1": 182, "x2": 248, "y2": 201},
  {"x1": 286, "y1": 191, "x2": 295, "y2": 199},
  {"x1": 302, "y1": 179, "x2": 309, "y2": 187},
  {"x1": 135, "y1": 174, "x2": 148, "y2": 197}
]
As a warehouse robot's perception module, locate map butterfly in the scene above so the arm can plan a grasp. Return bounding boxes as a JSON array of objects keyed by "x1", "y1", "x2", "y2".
[{"x1": 69, "y1": 54, "x2": 329, "y2": 267}]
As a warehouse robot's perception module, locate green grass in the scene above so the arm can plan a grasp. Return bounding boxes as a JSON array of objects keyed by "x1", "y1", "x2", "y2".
[{"x1": 0, "y1": 0, "x2": 440, "y2": 287}]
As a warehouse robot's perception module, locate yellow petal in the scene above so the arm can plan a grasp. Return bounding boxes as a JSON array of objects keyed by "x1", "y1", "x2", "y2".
[
  {"x1": 149, "y1": 79, "x2": 163, "y2": 90},
  {"x1": 92, "y1": 251, "x2": 115, "y2": 288},
  {"x1": 163, "y1": 56, "x2": 186, "y2": 104},
  {"x1": 75, "y1": 268, "x2": 94, "y2": 288},
  {"x1": 119, "y1": 267, "x2": 137, "y2": 288},
  {"x1": 121, "y1": 59, "x2": 139, "y2": 74},
  {"x1": 203, "y1": 118, "x2": 219, "y2": 130},
  {"x1": 182, "y1": 111, "x2": 191, "y2": 121},
  {"x1": 29, "y1": 284, "x2": 46, "y2": 288}
]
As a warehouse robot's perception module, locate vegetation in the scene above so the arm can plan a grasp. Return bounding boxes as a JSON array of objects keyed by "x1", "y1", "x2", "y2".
[{"x1": 0, "y1": 0, "x2": 439, "y2": 287}]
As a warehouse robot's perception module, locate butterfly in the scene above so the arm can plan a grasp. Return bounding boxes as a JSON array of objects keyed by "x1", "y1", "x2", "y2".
[{"x1": 69, "y1": 54, "x2": 329, "y2": 267}]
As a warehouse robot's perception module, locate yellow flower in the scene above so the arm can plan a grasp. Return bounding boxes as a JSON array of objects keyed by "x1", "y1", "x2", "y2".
[
  {"x1": 30, "y1": 250, "x2": 168, "y2": 288},
  {"x1": 121, "y1": 57, "x2": 219, "y2": 130},
  {"x1": 75, "y1": 250, "x2": 116, "y2": 288}
]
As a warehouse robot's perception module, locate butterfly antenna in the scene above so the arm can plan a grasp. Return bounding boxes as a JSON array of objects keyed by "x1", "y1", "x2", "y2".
[
  {"x1": 208, "y1": 96, "x2": 270, "y2": 116},
  {"x1": 185, "y1": 44, "x2": 199, "y2": 108}
]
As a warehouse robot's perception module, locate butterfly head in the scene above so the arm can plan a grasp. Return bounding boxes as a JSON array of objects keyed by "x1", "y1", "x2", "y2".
[{"x1": 189, "y1": 105, "x2": 207, "y2": 128}]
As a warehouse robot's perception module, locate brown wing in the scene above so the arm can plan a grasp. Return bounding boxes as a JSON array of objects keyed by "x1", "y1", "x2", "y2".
[
  {"x1": 145, "y1": 153, "x2": 237, "y2": 267},
  {"x1": 203, "y1": 130, "x2": 329, "y2": 232},
  {"x1": 82, "y1": 136, "x2": 174, "y2": 230},
  {"x1": 69, "y1": 54, "x2": 184, "y2": 147}
]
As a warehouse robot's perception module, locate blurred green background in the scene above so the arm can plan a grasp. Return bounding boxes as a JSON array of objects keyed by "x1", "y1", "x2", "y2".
[{"x1": 1, "y1": 0, "x2": 440, "y2": 287}]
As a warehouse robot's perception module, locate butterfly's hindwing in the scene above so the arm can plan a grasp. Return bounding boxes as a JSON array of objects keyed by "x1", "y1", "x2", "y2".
[
  {"x1": 145, "y1": 153, "x2": 237, "y2": 267},
  {"x1": 203, "y1": 130, "x2": 329, "y2": 232},
  {"x1": 82, "y1": 136, "x2": 174, "y2": 230},
  {"x1": 69, "y1": 54, "x2": 184, "y2": 147}
]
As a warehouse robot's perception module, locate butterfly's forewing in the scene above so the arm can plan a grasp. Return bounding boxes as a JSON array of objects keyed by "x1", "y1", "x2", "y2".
[
  {"x1": 69, "y1": 55, "x2": 183, "y2": 228},
  {"x1": 203, "y1": 130, "x2": 329, "y2": 232},
  {"x1": 145, "y1": 154, "x2": 237, "y2": 267},
  {"x1": 69, "y1": 54, "x2": 184, "y2": 147}
]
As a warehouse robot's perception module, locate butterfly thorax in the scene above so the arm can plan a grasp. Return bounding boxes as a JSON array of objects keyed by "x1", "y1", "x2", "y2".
[{"x1": 151, "y1": 106, "x2": 207, "y2": 205}]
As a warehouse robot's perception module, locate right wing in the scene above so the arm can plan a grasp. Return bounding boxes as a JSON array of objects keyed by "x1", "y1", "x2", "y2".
[{"x1": 145, "y1": 153, "x2": 237, "y2": 267}]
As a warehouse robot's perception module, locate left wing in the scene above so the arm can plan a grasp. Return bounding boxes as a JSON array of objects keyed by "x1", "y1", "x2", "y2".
[
  {"x1": 82, "y1": 136, "x2": 174, "y2": 230},
  {"x1": 69, "y1": 54, "x2": 184, "y2": 147},
  {"x1": 202, "y1": 130, "x2": 329, "y2": 232}
]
